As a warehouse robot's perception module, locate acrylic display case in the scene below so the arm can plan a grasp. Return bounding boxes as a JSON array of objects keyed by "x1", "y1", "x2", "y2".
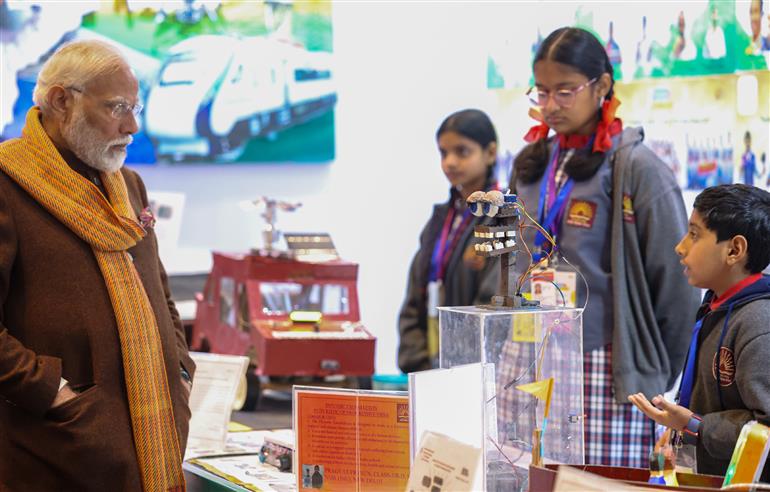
[{"x1": 436, "y1": 305, "x2": 584, "y2": 491}]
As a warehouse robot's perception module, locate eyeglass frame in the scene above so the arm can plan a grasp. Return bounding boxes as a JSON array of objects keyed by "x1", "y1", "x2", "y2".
[
  {"x1": 526, "y1": 77, "x2": 598, "y2": 109},
  {"x1": 66, "y1": 86, "x2": 143, "y2": 120}
]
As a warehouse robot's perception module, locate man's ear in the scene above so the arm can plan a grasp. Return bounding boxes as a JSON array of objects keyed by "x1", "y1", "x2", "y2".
[
  {"x1": 726, "y1": 235, "x2": 749, "y2": 269},
  {"x1": 46, "y1": 86, "x2": 71, "y2": 117}
]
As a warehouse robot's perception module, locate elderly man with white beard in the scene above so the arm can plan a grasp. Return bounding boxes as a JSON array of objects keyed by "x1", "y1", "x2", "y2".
[{"x1": 0, "y1": 40, "x2": 194, "y2": 491}]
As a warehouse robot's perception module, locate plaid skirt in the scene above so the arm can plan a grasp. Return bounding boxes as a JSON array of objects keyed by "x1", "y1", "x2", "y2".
[{"x1": 584, "y1": 344, "x2": 653, "y2": 468}]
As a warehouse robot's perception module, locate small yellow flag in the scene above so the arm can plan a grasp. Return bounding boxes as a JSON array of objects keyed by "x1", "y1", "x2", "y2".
[{"x1": 516, "y1": 377, "x2": 554, "y2": 418}]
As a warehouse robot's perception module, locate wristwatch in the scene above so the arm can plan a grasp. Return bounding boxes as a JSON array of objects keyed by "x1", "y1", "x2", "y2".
[{"x1": 681, "y1": 413, "x2": 703, "y2": 446}]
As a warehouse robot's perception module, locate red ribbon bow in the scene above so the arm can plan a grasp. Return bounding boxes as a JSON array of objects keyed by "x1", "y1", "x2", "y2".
[
  {"x1": 592, "y1": 95, "x2": 623, "y2": 153},
  {"x1": 523, "y1": 107, "x2": 550, "y2": 144},
  {"x1": 522, "y1": 96, "x2": 623, "y2": 153}
]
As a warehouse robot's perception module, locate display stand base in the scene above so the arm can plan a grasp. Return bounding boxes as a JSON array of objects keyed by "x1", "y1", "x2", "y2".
[{"x1": 481, "y1": 294, "x2": 540, "y2": 310}]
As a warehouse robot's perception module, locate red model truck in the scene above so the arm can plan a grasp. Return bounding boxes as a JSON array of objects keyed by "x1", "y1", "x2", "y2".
[{"x1": 190, "y1": 251, "x2": 376, "y2": 409}]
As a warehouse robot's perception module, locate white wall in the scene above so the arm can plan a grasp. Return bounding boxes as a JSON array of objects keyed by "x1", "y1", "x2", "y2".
[{"x1": 137, "y1": 3, "x2": 507, "y2": 375}]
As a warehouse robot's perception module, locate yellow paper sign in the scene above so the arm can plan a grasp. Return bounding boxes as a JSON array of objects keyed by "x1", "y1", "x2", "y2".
[{"x1": 512, "y1": 296, "x2": 538, "y2": 342}]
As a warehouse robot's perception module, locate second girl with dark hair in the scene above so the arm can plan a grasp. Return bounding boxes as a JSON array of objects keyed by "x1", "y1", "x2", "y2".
[
  {"x1": 398, "y1": 109, "x2": 500, "y2": 373},
  {"x1": 508, "y1": 27, "x2": 700, "y2": 467}
]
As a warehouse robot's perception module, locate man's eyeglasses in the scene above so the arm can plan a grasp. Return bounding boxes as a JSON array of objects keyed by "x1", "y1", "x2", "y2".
[
  {"x1": 67, "y1": 86, "x2": 143, "y2": 119},
  {"x1": 526, "y1": 77, "x2": 598, "y2": 109}
]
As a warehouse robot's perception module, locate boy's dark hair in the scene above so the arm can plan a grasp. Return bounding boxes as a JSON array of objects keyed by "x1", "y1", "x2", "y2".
[
  {"x1": 436, "y1": 109, "x2": 498, "y2": 150},
  {"x1": 514, "y1": 27, "x2": 616, "y2": 185},
  {"x1": 694, "y1": 184, "x2": 770, "y2": 273}
]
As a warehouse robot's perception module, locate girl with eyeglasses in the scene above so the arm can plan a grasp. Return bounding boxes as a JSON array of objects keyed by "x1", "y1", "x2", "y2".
[
  {"x1": 507, "y1": 27, "x2": 700, "y2": 467},
  {"x1": 397, "y1": 109, "x2": 500, "y2": 373}
]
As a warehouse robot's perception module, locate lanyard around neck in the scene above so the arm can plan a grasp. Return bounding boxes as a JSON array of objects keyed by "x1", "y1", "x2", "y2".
[
  {"x1": 534, "y1": 143, "x2": 574, "y2": 261},
  {"x1": 429, "y1": 206, "x2": 473, "y2": 282}
]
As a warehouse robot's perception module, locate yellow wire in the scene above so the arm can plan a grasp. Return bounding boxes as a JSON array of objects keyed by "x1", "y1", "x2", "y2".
[
  {"x1": 516, "y1": 203, "x2": 556, "y2": 246},
  {"x1": 518, "y1": 225, "x2": 549, "y2": 292}
]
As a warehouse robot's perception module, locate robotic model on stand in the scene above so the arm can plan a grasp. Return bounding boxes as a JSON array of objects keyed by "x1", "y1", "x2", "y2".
[{"x1": 467, "y1": 190, "x2": 539, "y2": 309}]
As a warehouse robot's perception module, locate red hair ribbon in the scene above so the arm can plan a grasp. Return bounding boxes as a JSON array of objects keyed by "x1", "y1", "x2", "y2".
[
  {"x1": 522, "y1": 96, "x2": 623, "y2": 153},
  {"x1": 593, "y1": 95, "x2": 623, "y2": 153},
  {"x1": 523, "y1": 107, "x2": 550, "y2": 143}
]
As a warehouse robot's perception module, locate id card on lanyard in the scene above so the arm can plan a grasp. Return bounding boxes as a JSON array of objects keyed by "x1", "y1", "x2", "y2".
[
  {"x1": 427, "y1": 207, "x2": 473, "y2": 362},
  {"x1": 530, "y1": 267, "x2": 577, "y2": 307}
]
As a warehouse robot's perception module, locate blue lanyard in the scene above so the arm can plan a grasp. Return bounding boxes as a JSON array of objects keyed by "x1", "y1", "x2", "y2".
[
  {"x1": 428, "y1": 207, "x2": 473, "y2": 282},
  {"x1": 534, "y1": 143, "x2": 574, "y2": 261},
  {"x1": 677, "y1": 318, "x2": 703, "y2": 409},
  {"x1": 678, "y1": 302, "x2": 737, "y2": 410}
]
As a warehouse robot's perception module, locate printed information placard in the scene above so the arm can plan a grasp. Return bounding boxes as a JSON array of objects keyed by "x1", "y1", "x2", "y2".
[{"x1": 294, "y1": 388, "x2": 410, "y2": 491}]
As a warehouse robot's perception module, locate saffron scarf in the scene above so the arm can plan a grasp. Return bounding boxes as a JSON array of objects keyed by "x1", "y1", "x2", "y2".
[{"x1": 0, "y1": 108, "x2": 184, "y2": 491}]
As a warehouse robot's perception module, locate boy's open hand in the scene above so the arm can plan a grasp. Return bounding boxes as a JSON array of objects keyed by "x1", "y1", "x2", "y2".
[{"x1": 627, "y1": 393, "x2": 692, "y2": 431}]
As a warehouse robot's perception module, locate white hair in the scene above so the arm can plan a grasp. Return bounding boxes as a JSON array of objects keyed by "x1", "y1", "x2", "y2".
[{"x1": 32, "y1": 40, "x2": 128, "y2": 113}]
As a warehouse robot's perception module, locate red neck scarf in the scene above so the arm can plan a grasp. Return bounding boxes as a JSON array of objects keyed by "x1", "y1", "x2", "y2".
[
  {"x1": 524, "y1": 95, "x2": 623, "y2": 153},
  {"x1": 709, "y1": 273, "x2": 764, "y2": 311},
  {"x1": 558, "y1": 133, "x2": 591, "y2": 149}
]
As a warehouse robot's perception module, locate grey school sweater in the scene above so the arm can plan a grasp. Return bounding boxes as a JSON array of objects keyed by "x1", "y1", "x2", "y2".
[
  {"x1": 689, "y1": 276, "x2": 770, "y2": 481},
  {"x1": 512, "y1": 127, "x2": 701, "y2": 402}
]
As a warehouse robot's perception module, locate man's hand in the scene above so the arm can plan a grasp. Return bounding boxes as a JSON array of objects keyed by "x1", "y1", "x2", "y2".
[
  {"x1": 628, "y1": 393, "x2": 692, "y2": 431},
  {"x1": 50, "y1": 384, "x2": 78, "y2": 409}
]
